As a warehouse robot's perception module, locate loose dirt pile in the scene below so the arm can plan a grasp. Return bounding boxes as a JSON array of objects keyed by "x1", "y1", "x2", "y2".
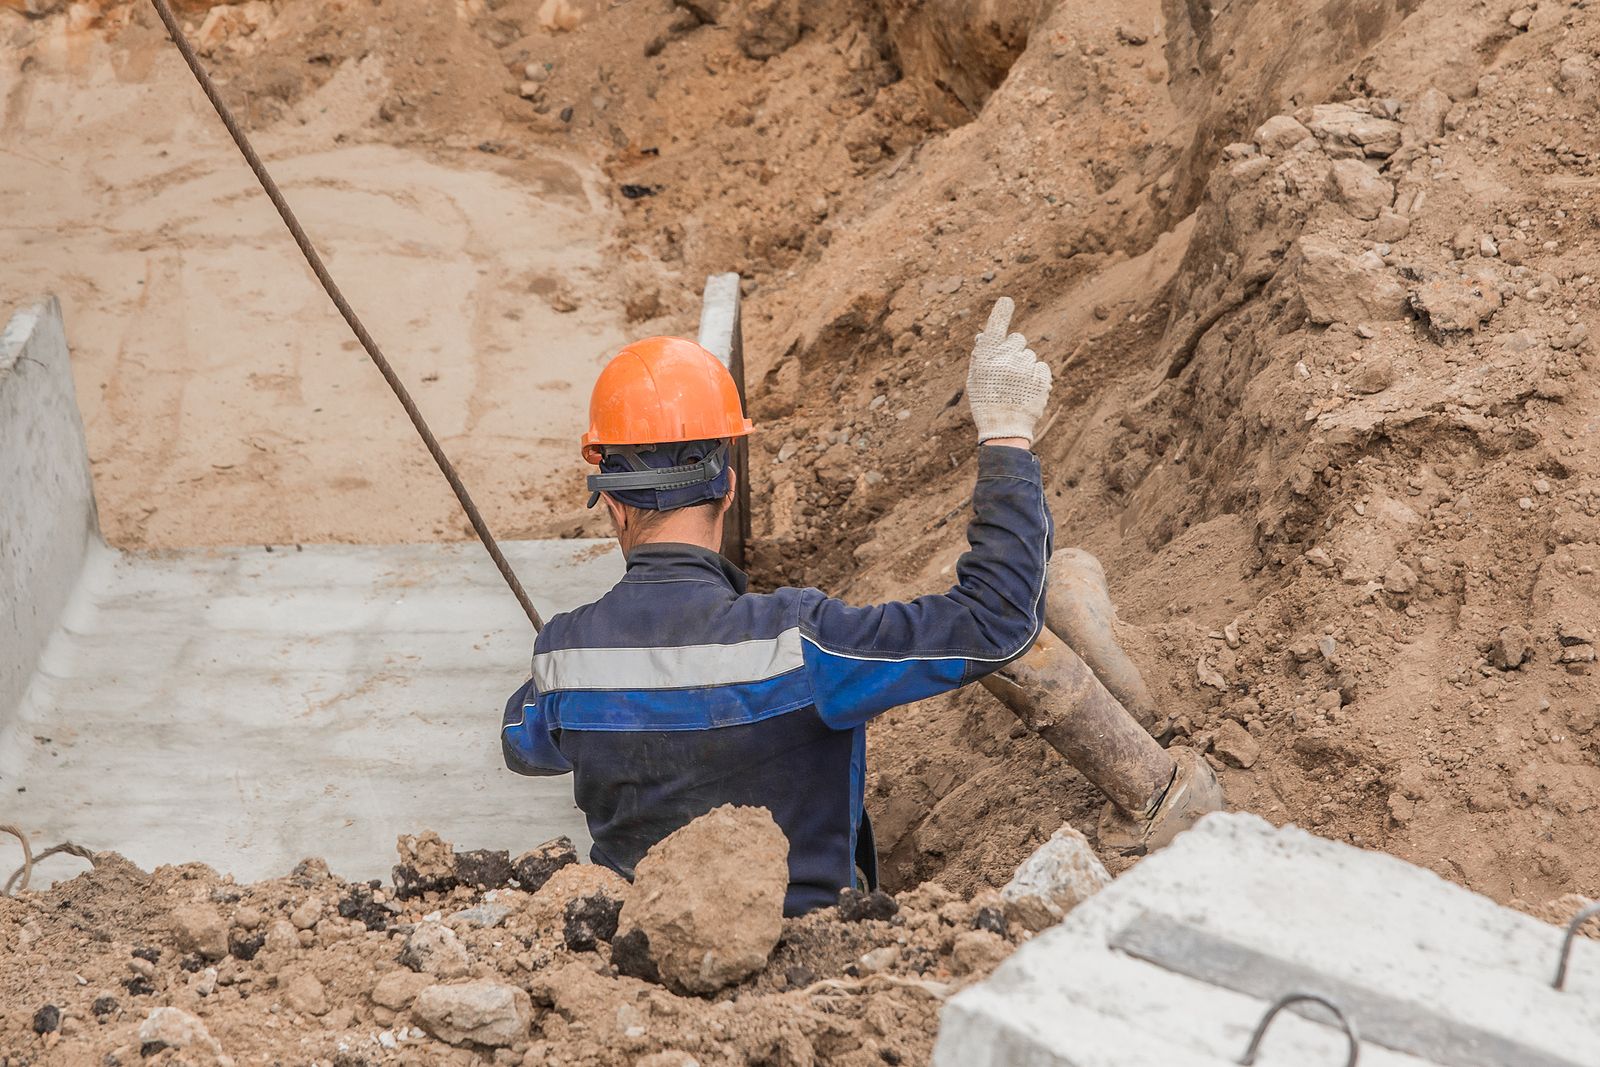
[
  {"x1": 0, "y1": 819, "x2": 1030, "y2": 1065},
  {"x1": 3, "y1": 0, "x2": 1600, "y2": 1059}
]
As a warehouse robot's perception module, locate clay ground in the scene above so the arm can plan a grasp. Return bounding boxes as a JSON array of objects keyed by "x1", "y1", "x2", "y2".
[{"x1": 3, "y1": 0, "x2": 1600, "y2": 1061}]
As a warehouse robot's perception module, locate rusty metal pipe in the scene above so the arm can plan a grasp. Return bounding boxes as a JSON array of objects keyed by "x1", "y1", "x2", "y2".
[
  {"x1": 980, "y1": 627, "x2": 1175, "y2": 820},
  {"x1": 1045, "y1": 548, "x2": 1162, "y2": 735}
]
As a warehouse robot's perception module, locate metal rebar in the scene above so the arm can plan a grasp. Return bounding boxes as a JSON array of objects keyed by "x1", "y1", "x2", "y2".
[{"x1": 146, "y1": 0, "x2": 542, "y2": 631}]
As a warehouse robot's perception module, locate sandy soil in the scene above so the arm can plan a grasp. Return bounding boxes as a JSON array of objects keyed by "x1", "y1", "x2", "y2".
[{"x1": 1, "y1": 21, "x2": 626, "y2": 548}]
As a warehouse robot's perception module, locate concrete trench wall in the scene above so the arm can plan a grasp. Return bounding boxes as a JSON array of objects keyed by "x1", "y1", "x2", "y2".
[{"x1": 0, "y1": 295, "x2": 98, "y2": 732}]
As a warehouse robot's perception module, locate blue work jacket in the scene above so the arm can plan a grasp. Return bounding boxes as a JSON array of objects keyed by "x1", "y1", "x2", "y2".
[{"x1": 502, "y1": 444, "x2": 1053, "y2": 915}]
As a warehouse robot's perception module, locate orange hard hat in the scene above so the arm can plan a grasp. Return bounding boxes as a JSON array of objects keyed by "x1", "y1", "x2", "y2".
[{"x1": 581, "y1": 336, "x2": 753, "y2": 463}]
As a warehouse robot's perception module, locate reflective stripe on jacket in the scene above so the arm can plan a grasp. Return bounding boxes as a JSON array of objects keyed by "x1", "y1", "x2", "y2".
[{"x1": 501, "y1": 444, "x2": 1053, "y2": 915}]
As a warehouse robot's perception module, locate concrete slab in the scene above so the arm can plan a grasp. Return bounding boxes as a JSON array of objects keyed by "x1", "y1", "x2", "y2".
[
  {"x1": 3, "y1": 296, "x2": 622, "y2": 886},
  {"x1": 934, "y1": 813, "x2": 1600, "y2": 1066},
  {"x1": 2, "y1": 538, "x2": 620, "y2": 886}
]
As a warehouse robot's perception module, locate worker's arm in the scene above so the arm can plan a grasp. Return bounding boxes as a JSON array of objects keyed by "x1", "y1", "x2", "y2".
[
  {"x1": 501, "y1": 677, "x2": 572, "y2": 776},
  {"x1": 800, "y1": 297, "x2": 1053, "y2": 729},
  {"x1": 798, "y1": 442, "x2": 1052, "y2": 729}
]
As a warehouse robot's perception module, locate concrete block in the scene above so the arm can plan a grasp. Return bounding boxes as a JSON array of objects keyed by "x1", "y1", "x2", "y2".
[
  {"x1": 1, "y1": 295, "x2": 98, "y2": 731},
  {"x1": 934, "y1": 813, "x2": 1600, "y2": 1066}
]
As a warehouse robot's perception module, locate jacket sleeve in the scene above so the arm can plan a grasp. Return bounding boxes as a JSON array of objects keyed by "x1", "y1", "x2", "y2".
[
  {"x1": 501, "y1": 677, "x2": 572, "y2": 776},
  {"x1": 798, "y1": 444, "x2": 1052, "y2": 730}
]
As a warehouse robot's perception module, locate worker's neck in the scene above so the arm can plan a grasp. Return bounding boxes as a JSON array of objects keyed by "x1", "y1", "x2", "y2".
[{"x1": 619, "y1": 515, "x2": 724, "y2": 557}]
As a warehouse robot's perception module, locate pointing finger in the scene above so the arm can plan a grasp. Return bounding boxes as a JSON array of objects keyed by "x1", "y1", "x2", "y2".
[{"x1": 981, "y1": 297, "x2": 1014, "y2": 341}]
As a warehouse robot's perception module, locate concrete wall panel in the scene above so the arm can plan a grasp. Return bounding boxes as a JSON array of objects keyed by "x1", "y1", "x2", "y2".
[{"x1": 1, "y1": 295, "x2": 98, "y2": 728}]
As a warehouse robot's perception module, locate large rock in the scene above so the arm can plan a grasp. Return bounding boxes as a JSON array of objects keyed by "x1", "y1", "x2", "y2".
[
  {"x1": 1328, "y1": 159, "x2": 1393, "y2": 221},
  {"x1": 413, "y1": 980, "x2": 532, "y2": 1048},
  {"x1": 1302, "y1": 103, "x2": 1403, "y2": 157},
  {"x1": 169, "y1": 904, "x2": 229, "y2": 961},
  {"x1": 393, "y1": 831, "x2": 457, "y2": 898},
  {"x1": 1293, "y1": 236, "x2": 1409, "y2": 324},
  {"x1": 138, "y1": 1007, "x2": 228, "y2": 1063},
  {"x1": 1409, "y1": 271, "x2": 1501, "y2": 334},
  {"x1": 282, "y1": 971, "x2": 328, "y2": 1016},
  {"x1": 398, "y1": 922, "x2": 470, "y2": 978},
  {"x1": 1000, "y1": 825, "x2": 1112, "y2": 932},
  {"x1": 1252, "y1": 114, "x2": 1312, "y2": 156},
  {"x1": 616, "y1": 804, "x2": 789, "y2": 994},
  {"x1": 370, "y1": 969, "x2": 437, "y2": 1010},
  {"x1": 736, "y1": 0, "x2": 800, "y2": 59}
]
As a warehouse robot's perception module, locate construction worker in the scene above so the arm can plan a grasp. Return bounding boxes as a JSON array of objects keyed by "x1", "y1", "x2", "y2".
[{"x1": 502, "y1": 298, "x2": 1053, "y2": 915}]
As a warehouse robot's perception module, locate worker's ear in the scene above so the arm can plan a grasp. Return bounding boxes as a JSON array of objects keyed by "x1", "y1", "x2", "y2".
[
  {"x1": 601, "y1": 492, "x2": 629, "y2": 533},
  {"x1": 719, "y1": 468, "x2": 737, "y2": 515}
]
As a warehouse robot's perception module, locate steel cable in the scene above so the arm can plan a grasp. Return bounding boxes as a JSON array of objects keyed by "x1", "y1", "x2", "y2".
[{"x1": 146, "y1": 0, "x2": 543, "y2": 630}]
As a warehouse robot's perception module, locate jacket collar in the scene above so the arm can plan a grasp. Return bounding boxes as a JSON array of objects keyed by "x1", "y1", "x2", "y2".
[{"x1": 621, "y1": 542, "x2": 748, "y2": 594}]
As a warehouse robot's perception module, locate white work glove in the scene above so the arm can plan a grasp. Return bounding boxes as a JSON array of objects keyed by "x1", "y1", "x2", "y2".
[{"x1": 966, "y1": 297, "x2": 1051, "y2": 444}]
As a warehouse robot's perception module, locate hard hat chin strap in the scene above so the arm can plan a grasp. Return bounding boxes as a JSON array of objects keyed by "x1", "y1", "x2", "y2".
[{"x1": 585, "y1": 442, "x2": 728, "y2": 509}]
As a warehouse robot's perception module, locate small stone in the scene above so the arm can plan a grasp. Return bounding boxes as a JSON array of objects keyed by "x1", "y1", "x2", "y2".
[
  {"x1": 170, "y1": 904, "x2": 229, "y2": 962},
  {"x1": 950, "y1": 929, "x2": 1010, "y2": 975},
  {"x1": 446, "y1": 903, "x2": 511, "y2": 930},
  {"x1": 92, "y1": 995, "x2": 119, "y2": 1019},
  {"x1": 837, "y1": 887, "x2": 899, "y2": 922},
  {"x1": 1252, "y1": 114, "x2": 1313, "y2": 156},
  {"x1": 735, "y1": 0, "x2": 799, "y2": 59},
  {"x1": 1383, "y1": 561, "x2": 1418, "y2": 595},
  {"x1": 413, "y1": 980, "x2": 532, "y2": 1048},
  {"x1": 228, "y1": 929, "x2": 265, "y2": 961},
  {"x1": 615, "y1": 804, "x2": 788, "y2": 994},
  {"x1": 263, "y1": 918, "x2": 300, "y2": 954},
  {"x1": 1347, "y1": 353, "x2": 1396, "y2": 395},
  {"x1": 1212, "y1": 721, "x2": 1261, "y2": 769},
  {"x1": 972, "y1": 907, "x2": 1008, "y2": 935},
  {"x1": 784, "y1": 964, "x2": 817, "y2": 989},
  {"x1": 32, "y1": 1005, "x2": 61, "y2": 1034},
  {"x1": 1328, "y1": 159, "x2": 1393, "y2": 220},
  {"x1": 1000, "y1": 824, "x2": 1111, "y2": 932},
  {"x1": 512, "y1": 837, "x2": 577, "y2": 893},
  {"x1": 1508, "y1": 6, "x2": 1533, "y2": 28},
  {"x1": 284, "y1": 971, "x2": 329, "y2": 1016},
  {"x1": 399, "y1": 922, "x2": 470, "y2": 978},
  {"x1": 1489, "y1": 626, "x2": 1533, "y2": 670},
  {"x1": 289, "y1": 899, "x2": 322, "y2": 931},
  {"x1": 371, "y1": 969, "x2": 438, "y2": 1010},
  {"x1": 857, "y1": 946, "x2": 900, "y2": 974},
  {"x1": 1373, "y1": 209, "x2": 1411, "y2": 242},
  {"x1": 1305, "y1": 547, "x2": 1334, "y2": 569},
  {"x1": 193, "y1": 968, "x2": 217, "y2": 997},
  {"x1": 231, "y1": 906, "x2": 264, "y2": 931},
  {"x1": 1223, "y1": 621, "x2": 1241, "y2": 649},
  {"x1": 563, "y1": 892, "x2": 624, "y2": 952},
  {"x1": 336, "y1": 884, "x2": 392, "y2": 932}
]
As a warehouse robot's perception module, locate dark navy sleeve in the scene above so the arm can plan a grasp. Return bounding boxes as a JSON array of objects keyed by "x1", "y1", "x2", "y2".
[
  {"x1": 798, "y1": 444, "x2": 1052, "y2": 730},
  {"x1": 501, "y1": 677, "x2": 572, "y2": 776}
]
